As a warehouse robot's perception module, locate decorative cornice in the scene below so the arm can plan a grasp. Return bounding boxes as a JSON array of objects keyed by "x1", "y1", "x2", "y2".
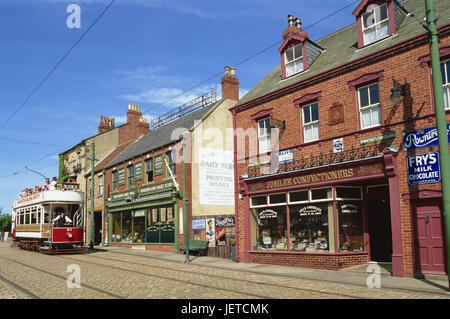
[
  {"x1": 293, "y1": 91, "x2": 322, "y2": 106},
  {"x1": 347, "y1": 70, "x2": 384, "y2": 90},
  {"x1": 418, "y1": 45, "x2": 450, "y2": 67},
  {"x1": 250, "y1": 108, "x2": 273, "y2": 121},
  {"x1": 278, "y1": 34, "x2": 306, "y2": 53},
  {"x1": 353, "y1": 0, "x2": 388, "y2": 17}
]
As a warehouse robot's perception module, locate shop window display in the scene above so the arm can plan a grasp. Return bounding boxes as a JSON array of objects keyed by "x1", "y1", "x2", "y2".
[
  {"x1": 289, "y1": 202, "x2": 334, "y2": 252},
  {"x1": 121, "y1": 211, "x2": 132, "y2": 243},
  {"x1": 338, "y1": 201, "x2": 364, "y2": 252},
  {"x1": 132, "y1": 211, "x2": 145, "y2": 243},
  {"x1": 111, "y1": 213, "x2": 121, "y2": 242},
  {"x1": 252, "y1": 206, "x2": 287, "y2": 251}
]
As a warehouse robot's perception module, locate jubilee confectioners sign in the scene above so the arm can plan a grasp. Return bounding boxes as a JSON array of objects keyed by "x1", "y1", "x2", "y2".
[{"x1": 248, "y1": 163, "x2": 384, "y2": 192}]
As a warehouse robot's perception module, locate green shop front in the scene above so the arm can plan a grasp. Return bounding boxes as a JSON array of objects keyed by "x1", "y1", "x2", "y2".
[{"x1": 107, "y1": 181, "x2": 180, "y2": 252}]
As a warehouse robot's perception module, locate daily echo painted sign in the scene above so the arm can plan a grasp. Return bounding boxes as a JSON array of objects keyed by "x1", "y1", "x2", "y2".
[{"x1": 402, "y1": 124, "x2": 450, "y2": 150}]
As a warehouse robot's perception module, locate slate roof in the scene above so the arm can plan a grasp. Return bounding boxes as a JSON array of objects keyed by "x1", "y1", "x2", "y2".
[
  {"x1": 108, "y1": 99, "x2": 225, "y2": 167},
  {"x1": 238, "y1": 0, "x2": 450, "y2": 106}
]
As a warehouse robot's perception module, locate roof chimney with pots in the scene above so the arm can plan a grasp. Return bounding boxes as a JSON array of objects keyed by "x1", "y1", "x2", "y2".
[
  {"x1": 221, "y1": 66, "x2": 239, "y2": 101},
  {"x1": 282, "y1": 15, "x2": 309, "y2": 40},
  {"x1": 98, "y1": 115, "x2": 115, "y2": 134},
  {"x1": 119, "y1": 104, "x2": 150, "y2": 144}
]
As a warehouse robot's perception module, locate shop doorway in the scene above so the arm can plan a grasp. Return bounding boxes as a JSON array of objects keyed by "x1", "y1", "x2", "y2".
[
  {"x1": 94, "y1": 211, "x2": 102, "y2": 245},
  {"x1": 367, "y1": 185, "x2": 392, "y2": 262}
]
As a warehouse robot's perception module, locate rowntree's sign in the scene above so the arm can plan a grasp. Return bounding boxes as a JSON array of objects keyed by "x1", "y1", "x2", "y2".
[{"x1": 402, "y1": 124, "x2": 450, "y2": 150}]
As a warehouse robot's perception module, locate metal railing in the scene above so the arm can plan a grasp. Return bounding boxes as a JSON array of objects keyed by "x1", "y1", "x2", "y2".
[{"x1": 247, "y1": 143, "x2": 381, "y2": 179}]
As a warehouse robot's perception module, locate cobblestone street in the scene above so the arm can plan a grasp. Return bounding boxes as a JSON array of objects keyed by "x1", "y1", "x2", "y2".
[{"x1": 0, "y1": 242, "x2": 449, "y2": 299}]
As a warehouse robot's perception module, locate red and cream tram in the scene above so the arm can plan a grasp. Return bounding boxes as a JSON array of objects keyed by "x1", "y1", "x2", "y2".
[{"x1": 12, "y1": 182, "x2": 87, "y2": 254}]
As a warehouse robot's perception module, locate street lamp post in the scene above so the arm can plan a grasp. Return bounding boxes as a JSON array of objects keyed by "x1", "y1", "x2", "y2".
[{"x1": 425, "y1": 0, "x2": 450, "y2": 287}]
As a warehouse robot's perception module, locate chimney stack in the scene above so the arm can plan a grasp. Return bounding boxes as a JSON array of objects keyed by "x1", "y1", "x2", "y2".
[
  {"x1": 221, "y1": 66, "x2": 239, "y2": 101},
  {"x1": 282, "y1": 14, "x2": 309, "y2": 40},
  {"x1": 98, "y1": 115, "x2": 115, "y2": 134}
]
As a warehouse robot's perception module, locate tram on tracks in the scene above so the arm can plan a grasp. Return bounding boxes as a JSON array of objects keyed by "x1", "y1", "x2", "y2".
[{"x1": 11, "y1": 182, "x2": 87, "y2": 254}]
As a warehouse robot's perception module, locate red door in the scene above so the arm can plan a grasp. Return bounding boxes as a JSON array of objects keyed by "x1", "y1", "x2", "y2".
[{"x1": 413, "y1": 200, "x2": 447, "y2": 274}]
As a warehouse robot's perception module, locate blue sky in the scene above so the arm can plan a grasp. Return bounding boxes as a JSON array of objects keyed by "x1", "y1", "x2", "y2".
[{"x1": 0, "y1": 0, "x2": 359, "y2": 215}]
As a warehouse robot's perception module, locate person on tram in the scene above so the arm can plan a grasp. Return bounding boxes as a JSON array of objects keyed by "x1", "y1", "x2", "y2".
[
  {"x1": 43, "y1": 178, "x2": 51, "y2": 191},
  {"x1": 49, "y1": 177, "x2": 58, "y2": 190},
  {"x1": 52, "y1": 208, "x2": 72, "y2": 227}
]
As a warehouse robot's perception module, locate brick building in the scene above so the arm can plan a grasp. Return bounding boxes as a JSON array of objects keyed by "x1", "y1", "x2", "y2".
[
  {"x1": 230, "y1": 0, "x2": 450, "y2": 277},
  {"x1": 60, "y1": 105, "x2": 149, "y2": 245},
  {"x1": 102, "y1": 70, "x2": 239, "y2": 253}
]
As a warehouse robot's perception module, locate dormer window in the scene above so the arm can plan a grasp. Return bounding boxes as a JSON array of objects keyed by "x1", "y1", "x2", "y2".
[
  {"x1": 353, "y1": 0, "x2": 407, "y2": 49},
  {"x1": 285, "y1": 43, "x2": 304, "y2": 77},
  {"x1": 362, "y1": 4, "x2": 389, "y2": 45}
]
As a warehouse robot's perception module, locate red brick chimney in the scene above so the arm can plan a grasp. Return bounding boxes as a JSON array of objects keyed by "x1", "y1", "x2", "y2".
[
  {"x1": 119, "y1": 104, "x2": 150, "y2": 144},
  {"x1": 98, "y1": 116, "x2": 115, "y2": 134},
  {"x1": 221, "y1": 66, "x2": 239, "y2": 101}
]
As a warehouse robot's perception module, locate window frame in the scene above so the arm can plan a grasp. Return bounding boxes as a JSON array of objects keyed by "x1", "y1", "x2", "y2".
[
  {"x1": 98, "y1": 175, "x2": 103, "y2": 196},
  {"x1": 145, "y1": 157, "x2": 154, "y2": 183},
  {"x1": 112, "y1": 170, "x2": 118, "y2": 191},
  {"x1": 285, "y1": 43, "x2": 304, "y2": 77},
  {"x1": 302, "y1": 102, "x2": 320, "y2": 143},
  {"x1": 257, "y1": 117, "x2": 271, "y2": 154},
  {"x1": 335, "y1": 186, "x2": 363, "y2": 201},
  {"x1": 127, "y1": 164, "x2": 135, "y2": 188},
  {"x1": 358, "y1": 82, "x2": 381, "y2": 129},
  {"x1": 361, "y1": 3, "x2": 390, "y2": 45},
  {"x1": 166, "y1": 150, "x2": 176, "y2": 177},
  {"x1": 441, "y1": 59, "x2": 450, "y2": 110}
]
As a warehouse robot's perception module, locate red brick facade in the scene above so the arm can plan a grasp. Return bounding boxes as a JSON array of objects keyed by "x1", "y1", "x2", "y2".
[{"x1": 231, "y1": 15, "x2": 450, "y2": 277}]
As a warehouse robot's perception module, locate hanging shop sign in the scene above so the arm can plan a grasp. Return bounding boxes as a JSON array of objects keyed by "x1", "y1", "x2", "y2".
[
  {"x1": 333, "y1": 138, "x2": 343, "y2": 153},
  {"x1": 198, "y1": 148, "x2": 234, "y2": 206},
  {"x1": 298, "y1": 206, "x2": 322, "y2": 216},
  {"x1": 360, "y1": 132, "x2": 396, "y2": 146},
  {"x1": 215, "y1": 216, "x2": 235, "y2": 227},
  {"x1": 278, "y1": 149, "x2": 294, "y2": 164},
  {"x1": 402, "y1": 124, "x2": 450, "y2": 150},
  {"x1": 154, "y1": 155, "x2": 164, "y2": 176},
  {"x1": 407, "y1": 152, "x2": 441, "y2": 185},
  {"x1": 259, "y1": 209, "x2": 278, "y2": 219},
  {"x1": 192, "y1": 219, "x2": 206, "y2": 230}
]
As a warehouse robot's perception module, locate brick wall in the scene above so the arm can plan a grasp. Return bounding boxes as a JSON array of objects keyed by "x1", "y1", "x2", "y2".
[{"x1": 233, "y1": 29, "x2": 450, "y2": 276}]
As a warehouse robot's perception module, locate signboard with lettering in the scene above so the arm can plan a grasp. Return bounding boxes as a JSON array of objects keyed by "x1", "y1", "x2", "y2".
[
  {"x1": 110, "y1": 190, "x2": 137, "y2": 202},
  {"x1": 139, "y1": 181, "x2": 173, "y2": 195},
  {"x1": 215, "y1": 227, "x2": 226, "y2": 246},
  {"x1": 215, "y1": 217, "x2": 235, "y2": 227},
  {"x1": 135, "y1": 162, "x2": 143, "y2": 181},
  {"x1": 407, "y1": 152, "x2": 440, "y2": 185},
  {"x1": 192, "y1": 219, "x2": 206, "y2": 230},
  {"x1": 298, "y1": 206, "x2": 322, "y2": 216},
  {"x1": 403, "y1": 124, "x2": 450, "y2": 150},
  {"x1": 360, "y1": 132, "x2": 396, "y2": 146},
  {"x1": 333, "y1": 138, "x2": 343, "y2": 153},
  {"x1": 247, "y1": 163, "x2": 384, "y2": 193},
  {"x1": 154, "y1": 155, "x2": 163, "y2": 176},
  {"x1": 278, "y1": 149, "x2": 294, "y2": 165},
  {"x1": 118, "y1": 168, "x2": 125, "y2": 186},
  {"x1": 198, "y1": 148, "x2": 234, "y2": 206},
  {"x1": 259, "y1": 209, "x2": 278, "y2": 219}
]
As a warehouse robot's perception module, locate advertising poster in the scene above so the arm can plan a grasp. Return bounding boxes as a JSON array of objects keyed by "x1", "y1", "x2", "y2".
[
  {"x1": 407, "y1": 152, "x2": 440, "y2": 185},
  {"x1": 198, "y1": 148, "x2": 234, "y2": 206},
  {"x1": 206, "y1": 218, "x2": 215, "y2": 247},
  {"x1": 215, "y1": 227, "x2": 226, "y2": 246}
]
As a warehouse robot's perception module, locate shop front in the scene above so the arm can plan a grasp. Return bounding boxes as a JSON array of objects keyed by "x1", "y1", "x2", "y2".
[
  {"x1": 239, "y1": 150, "x2": 405, "y2": 276},
  {"x1": 107, "y1": 181, "x2": 180, "y2": 252}
]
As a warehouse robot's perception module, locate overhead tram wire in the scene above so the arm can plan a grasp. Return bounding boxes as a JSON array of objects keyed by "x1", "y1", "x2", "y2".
[
  {"x1": 0, "y1": 0, "x2": 117, "y2": 132},
  {"x1": 139, "y1": 0, "x2": 361, "y2": 118}
]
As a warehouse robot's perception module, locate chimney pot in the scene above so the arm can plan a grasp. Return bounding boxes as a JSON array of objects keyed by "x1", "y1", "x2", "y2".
[
  {"x1": 230, "y1": 67, "x2": 236, "y2": 78},
  {"x1": 288, "y1": 15, "x2": 294, "y2": 27},
  {"x1": 224, "y1": 66, "x2": 231, "y2": 77},
  {"x1": 295, "y1": 18, "x2": 302, "y2": 29}
]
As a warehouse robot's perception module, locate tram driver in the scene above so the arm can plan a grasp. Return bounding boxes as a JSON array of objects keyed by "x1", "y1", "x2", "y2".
[{"x1": 52, "y1": 207, "x2": 73, "y2": 227}]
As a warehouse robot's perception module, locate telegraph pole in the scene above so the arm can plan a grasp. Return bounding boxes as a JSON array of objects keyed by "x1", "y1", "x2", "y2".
[
  {"x1": 425, "y1": 0, "x2": 450, "y2": 287},
  {"x1": 90, "y1": 142, "x2": 95, "y2": 248}
]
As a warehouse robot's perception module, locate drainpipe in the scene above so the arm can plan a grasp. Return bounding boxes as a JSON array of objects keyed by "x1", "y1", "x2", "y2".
[
  {"x1": 232, "y1": 109, "x2": 240, "y2": 261},
  {"x1": 425, "y1": 0, "x2": 450, "y2": 286},
  {"x1": 90, "y1": 142, "x2": 95, "y2": 249}
]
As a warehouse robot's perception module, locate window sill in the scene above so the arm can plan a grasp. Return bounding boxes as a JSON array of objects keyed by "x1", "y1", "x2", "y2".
[{"x1": 357, "y1": 33, "x2": 396, "y2": 51}]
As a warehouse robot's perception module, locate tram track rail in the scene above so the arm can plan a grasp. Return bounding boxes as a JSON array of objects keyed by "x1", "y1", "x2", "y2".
[
  {"x1": 58, "y1": 252, "x2": 366, "y2": 299},
  {"x1": 0, "y1": 255, "x2": 123, "y2": 299},
  {"x1": 0, "y1": 273, "x2": 40, "y2": 299},
  {"x1": 98, "y1": 249, "x2": 450, "y2": 296}
]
